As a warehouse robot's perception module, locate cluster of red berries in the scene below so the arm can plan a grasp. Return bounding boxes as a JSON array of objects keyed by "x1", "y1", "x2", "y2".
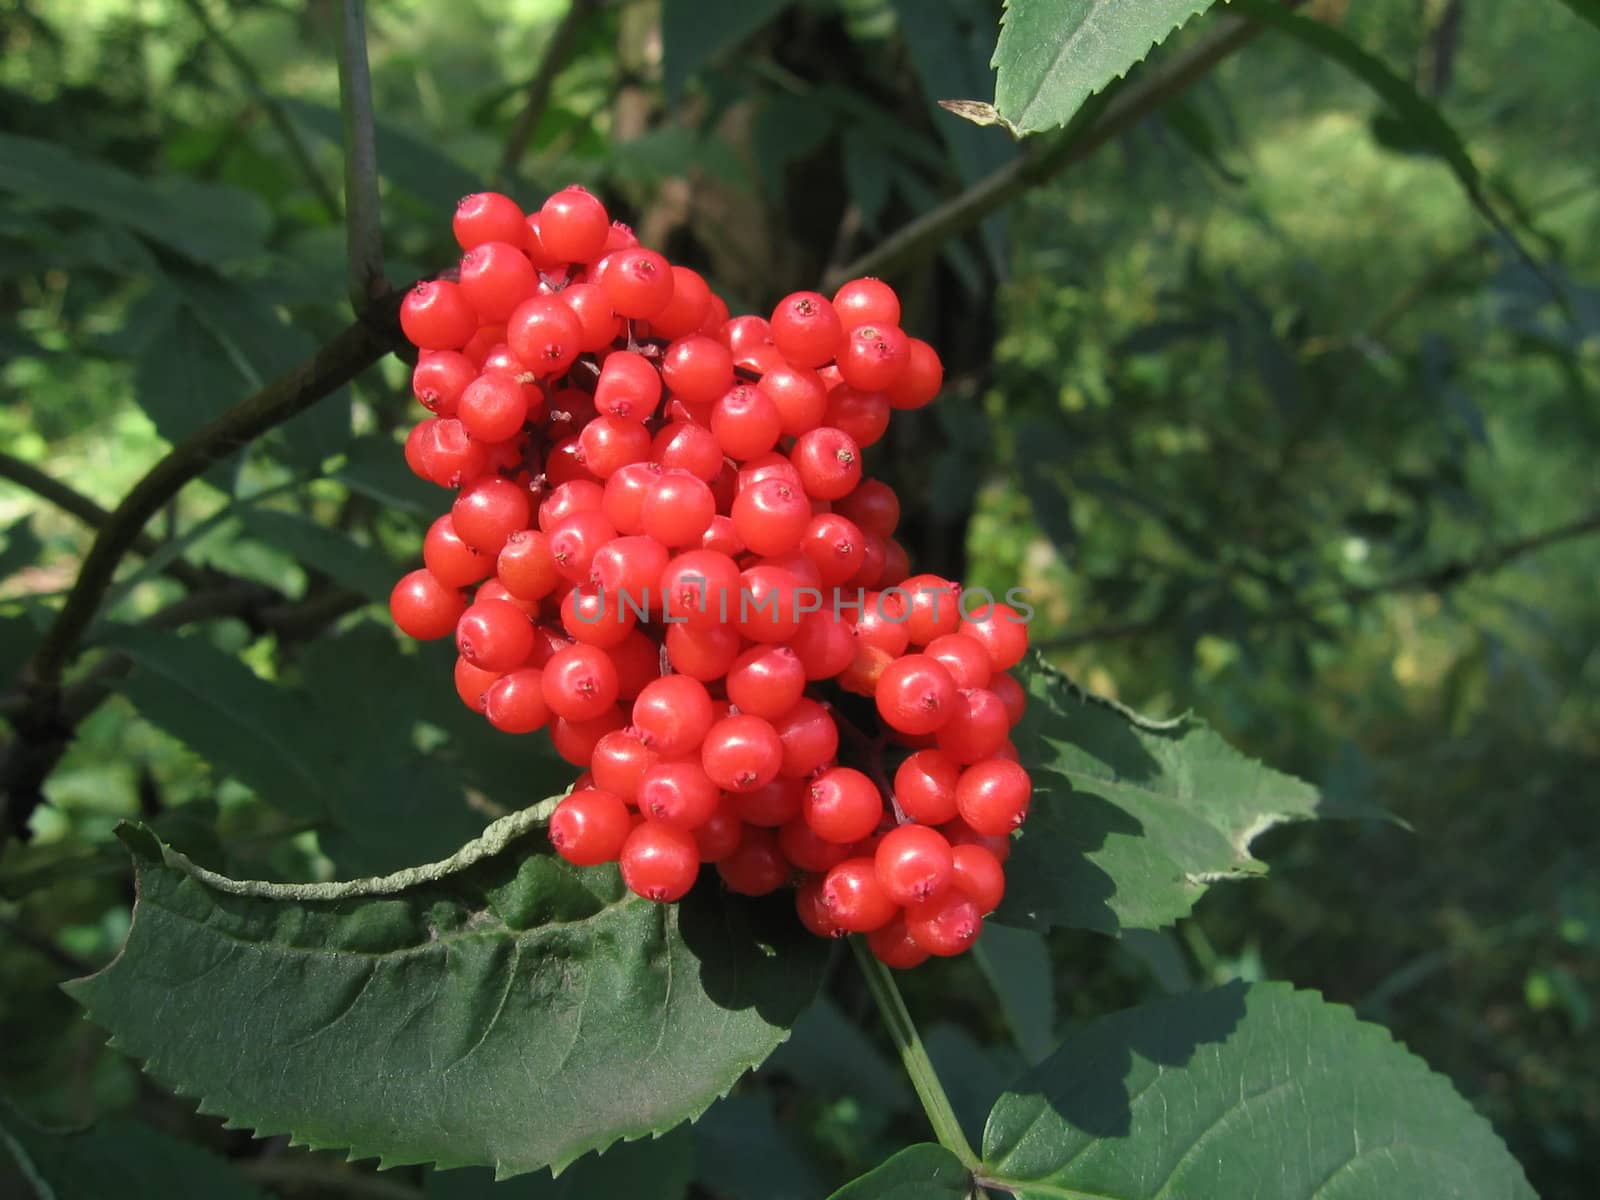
[{"x1": 387, "y1": 186, "x2": 1034, "y2": 968}]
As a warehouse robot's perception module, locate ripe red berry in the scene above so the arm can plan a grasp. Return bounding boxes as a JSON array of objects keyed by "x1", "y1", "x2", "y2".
[
  {"x1": 577, "y1": 415, "x2": 651, "y2": 478},
  {"x1": 453, "y1": 656, "x2": 500, "y2": 713},
  {"x1": 832, "y1": 277, "x2": 901, "y2": 328},
  {"x1": 454, "y1": 192, "x2": 527, "y2": 250},
  {"x1": 652, "y1": 421, "x2": 724, "y2": 481},
  {"x1": 652, "y1": 266, "x2": 714, "y2": 340},
  {"x1": 550, "y1": 789, "x2": 632, "y2": 866},
  {"x1": 989, "y1": 672, "x2": 1027, "y2": 726},
  {"x1": 458, "y1": 240, "x2": 538, "y2": 321},
  {"x1": 758, "y1": 364, "x2": 828, "y2": 437},
  {"x1": 716, "y1": 827, "x2": 790, "y2": 896},
  {"x1": 875, "y1": 654, "x2": 957, "y2": 735},
  {"x1": 731, "y1": 477, "x2": 811, "y2": 556},
  {"x1": 958, "y1": 603, "x2": 1030, "y2": 672},
  {"x1": 804, "y1": 767, "x2": 883, "y2": 844},
  {"x1": 423, "y1": 515, "x2": 492, "y2": 588},
  {"x1": 820, "y1": 857, "x2": 898, "y2": 932},
  {"x1": 541, "y1": 642, "x2": 621, "y2": 721},
  {"x1": 725, "y1": 645, "x2": 805, "y2": 719},
  {"x1": 550, "y1": 708, "x2": 626, "y2": 767},
  {"x1": 595, "y1": 349, "x2": 663, "y2": 421},
  {"x1": 736, "y1": 564, "x2": 804, "y2": 644},
  {"x1": 711, "y1": 385, "x2": 782, "y2": 460},
  {"x1": 693, "y1": 796, "x2": 745, "y2": 863},
  {"x1": 780, "y1": 819, "x2": 852, "y2": 873},
  {"x1": 894, "y1": 748, "x2": 962, "y2": 825},
  {"x1": 734, "y1": 777, "x2": 804, "y2": 827},
  {"x1": 924, "y1": 633, "x2": 993, "y2": 690},
  {"x1": 662, "y1": 335, "x2": 734, "y2": 405},
  {"x1": 770, "y1": 290, "x2": 844, "y2": 368},
  {"x1": 665, "y1": 621, "x2": 741, "y2": 680},
  {"x1": 412, "y1": 351, "x2": 476, "y2": 416},
  {"x1": 560, "y1": 583, "x2": 636, "y2": 648},
  {"x1": 954, "y1": 758, "x2": 1032, "y2": 836},
  {"x1": 548, "y1": 509, "x2": 618, "y2": 583},
  {"x1": 771, "y1": 697, "x2": 839, "y2": 778},
  {"x1": 789, "y1": 427, "x2": 862, "y2": 500},
  {"x1": 867, "y1": 914, "x2": 930, "y2": 969},
  {"x1": 936, "y1": 688, "x2": 1011, "y2": 764},
  {"x1": 401, "y1": 280, "x2": 477, "y2": 350},
  {"x1": 641, "y1": 470, "x2": 716, "y2": 548},
  {"x1": 619, "y1": 822, "x2": 700, "y2": 901},
  {"x1": 632, "y1": 674, "x2": 715, "y2": 756},
  {"x1": 507, "y1": 295, "x2": 584, "y2": 378},
  {"x1": 590, "y1": 728, "x2": 660, "y2": 803},
  {"x1": 904, "y1": 890, "x2": 981, "y2": 956},
  {"x1": 874, "y1": 824, "x2": 955, "y2": 905},
  {"x1": 389, "y1": 569, "x2": 465, "y2": 640},
  {"x1": 787, "y1": 609, "x2": 856, "y2": 681},
  {"x1": 457, "y1": 371, "x2": 530, "y2": 443},
  {"x1": 885, "y1": 337, "x2": 943, "y2": 410},
  {"x1": 538, "y1": 186, "x2": 610, "y2": 262},
  {"x1": 890, "y1": 574, "x2": 961, "y2": 645},
  {"x1": 795, "y1": 876, "x2": 843, "y2": 938},
  {"x1": 483, "y1": 668, "x2": 551, "y2": 733},
  {"x1": 602, "y1": 461, "x2": 662, "y2": 535},
  {"x1": 560, "y1": 282, "x2": 621, "y2": 351},
  {"x1": 497, "y1": 529, "x2": 561, "y2": 600},
  {"x1": 950, "y1": 843, "x2": 1005, "y2": 913},
  {"x1": 702, "y1": 714, "x2": 784, "y2": 792},
  {"x1": 455, "y1": 598, "x2": 535, "y2": 672},
  {"x1": 597, "y1": 246, "x2": 674, "y2": 319},
  {"x1": 823, "y1": 385, "x2": 891, "y2": 448},
  {"x1": 638, "y1": 759, "x2": 721, "y2": 830}
]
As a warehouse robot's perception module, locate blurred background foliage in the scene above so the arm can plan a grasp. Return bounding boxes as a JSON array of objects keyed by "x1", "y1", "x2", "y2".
[{"x1": 1, "y1": 0, "x2": 1595, "y2": 1196}]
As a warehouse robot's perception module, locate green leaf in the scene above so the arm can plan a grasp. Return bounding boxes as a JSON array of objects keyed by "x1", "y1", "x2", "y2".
[
  {"x1": 102, "y1": 627, "x2": 335, "y2": 823},
  {"x1": 980, "y1": 982, "x2": 1535, "y2": 1199},
  {"x1": 998, "y1": 654, "x2": 1326, "y2": 934},
  {"x1": 133, "y1": 297, "x2": 250, "y2": 490},
  {"x1": 335, "y1": 435, "x2": 448, "y2": 516},
  {"x1": 66, "y1": 820, "x2": 829, "y2": 1179},
  {"x1": 692, "y1": 1092, "x2": 828, "y2": 1200},
  {"x1": 0, "y1": 1095, "x2": 266, "y2": 1200},
  {"x1": 826, "y1": 1144, "x2": 970, "y2": 1199},
  {"x1": 991, "y1": 0, "x2": 1220, "y2": 135},
  {"x1": 0, "y1": 516, "x2": 42, "y2": 584},
  {"x1": 0, "y1": 133, "x2": 270, "y2": 265},
  {"x1": 662, "y1": 0, "x2": 797, "y2": 98},
  {"x1": 1553, "y1": 0, "x2": 1600, "y2": 32},
  {"x1": 427, "y1": 1127, "x2": 694, "y2": 1199},
  {"x1": 973, "y1": 924, "x2": 1056, "y2": 1063},
  {"x1": 237, "y1": 509, "x2": 396, "y2": 602}
]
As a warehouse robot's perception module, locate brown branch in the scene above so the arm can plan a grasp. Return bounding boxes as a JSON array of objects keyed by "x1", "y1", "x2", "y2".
[
  {"x1": 823, "y1": 2, "x2": 1307, "y2": 292},
  {"x1": 495, "y1": 0, "x2": 602, "y2": 185},
  {"x1": 1038, "y1": 510, "x2": 1600, "y2": 650},
  {"x1": 0, "y1": 452, "x2": 213, "y2": 593}
]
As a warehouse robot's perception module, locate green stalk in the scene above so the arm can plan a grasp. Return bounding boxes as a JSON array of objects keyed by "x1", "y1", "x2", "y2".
[{"x1": 850, "y1": 936, "x2": 980, "y2": 1169}]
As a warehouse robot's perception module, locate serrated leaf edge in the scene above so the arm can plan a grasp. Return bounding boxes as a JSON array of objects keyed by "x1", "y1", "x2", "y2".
[{"x1": 64, "y1": 813, "x2": 813, "y2": 1180}]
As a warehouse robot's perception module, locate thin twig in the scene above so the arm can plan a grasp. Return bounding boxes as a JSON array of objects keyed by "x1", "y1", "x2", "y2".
[
  {"x1": 1037, "y1": 509, "x2": 1600, "y2": 650},
  {"x1": 179, "y1": 0, "x2": 342, "y2": 222},
  {"x1": 339, "y1": 0, "x2": 386, "y2": 313},
  {"x1": 495, "y1": 0, "x2": 601, "y2": 185},
  {"x1": 823, "y1": 4, "x2": 1299, "y2": 291},
  {"x1": 0, "y1": 452, "x2": 213, "y2": 592}
]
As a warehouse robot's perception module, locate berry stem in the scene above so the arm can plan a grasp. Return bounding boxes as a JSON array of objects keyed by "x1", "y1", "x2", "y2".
[{"x1": 849, "y1": 935, "x2": 980, "y2": 1170}]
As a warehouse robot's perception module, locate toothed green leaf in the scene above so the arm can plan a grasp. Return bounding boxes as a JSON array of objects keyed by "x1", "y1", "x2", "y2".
[
  {"x1": 66, "y1": 817, "x2": 829, "y2": 1179},
  {"x1": 825, "y1": 1144, "x2": 970, "y2": 1199},
  {"x1": 981, "y1": 983, "x2": 1535, "y2": 1199},
  {"x1": 998, "y1": 655, "x2": 1335, "y2": 934}
]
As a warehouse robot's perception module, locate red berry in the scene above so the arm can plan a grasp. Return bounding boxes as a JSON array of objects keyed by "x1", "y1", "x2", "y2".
[
  {"x1": 770, "y1": 291, "x2": 844, "y2": 368},
  {"x1": 832, "y1": 277, "x2": 901, "y2": 328},
  {"x1": 787, "y1": 609, "x2": 856, "y2": 681},
  {"x1": 550, "y1": 708, "x2": 626, "y2": 766},
  {"x1": 597, "y1": 246, "x2": 674, "y2": 319},
  {"x1": 457, "y1": 371, "x2": 530, "y2": 443},
  {"x1": 780, "y1": 819, "x2": 852, "y2": 873},
  {"x1": 736, "y1": 564, "x2": 804, "y2": 643},
  {"x1": 641, "y1": 470, "x2": 716, "y2": 548},
  {"x1": 853, "y1": 592, "x2": 911, "y2": 657},
  {"x1": 507, "y1": 295, "x2": 583, "y2": 377},
  {"x1": 905, "y1": 890, "x2": 980, "y2": 956},
  {"x1": 459, "y1": 240, "x2": 538, "y2": 321},
  {"x1": 619, "y1": 822, "x2": 700, "y2": 901},
  {"x1": 734, "y1": 777, "x2": 804, "y2": 827},
  {"x1": 591, "y1": 728, "x2": 660, "y2": 803},
  {"x1": 958, "y1": 603, "x2": 1030, "y2": 672},
  {"x1": 412, "y1": 351, "x2": 476, "y2": 416},
  {"x1": 950, "y1": 843, "x2": 1005, "y2": 913},
  {"x1": 711, "y1": 385, "x2": 782, "y2": 460},
  {"x1": 800, "y1": 513, "x2": 865, "y2": 586},
  {"x1": 867, "y1": 914, "x2": 929, "y2": 969},
  {"x1": 885, "y1": 337, "x2": 943, "y2": 410},
  {"x1": 875, "y1": 654, "x2": 957, "y2": 735},
  {"x1": 890, "y1": 574, "x2": 961, "y2": 645},
  {"x1": 702, "y1": 714, "x2": 784, "y2": 792},
  {"x1": 590, "y1": 534, "x2": 669, "y2": 602},
  {"x1": 795, "y1": 876, "x2": 843, "y2": 938},
  {"x1": 548, "y1": 510, "x2": 618, "y2": 583},
  {"x1": 954, "y1": 758, "x2": 1032, "y2": 836},
  {"x1": 651, "y1": 266, "x2": 714, "y2": 340},
  {"x1": 484, "y1": 668, "x2": 551, "y2": 733},
  {"x1": 713, "y1": 827, "x2": 787, "y2": 895},
  {"x1": 662, "y1": 335, "x2": 734, "y2": 405},
  {"x1": 560, "y1": 583, "x2": 636, "y2": 648},
  {"x1": 936, "y1": 688, "x2": 1011, "y2": 764},
  {"x1": 578, "y1": 415, "x2": 651, "y2": 478},
  {"x1": 721, "y1": 314, "x2": 774, "y2": 357},
  {"x1": 771, "y1": 697, "x2": 839, "y2": 778},
  {"x1": 820, "y1": 857, "x2": 898, "y2": 932},
  {"x1": 540, "y1": 480, "x2": 606, "y2": 532},
  {"x1": 894, "y1": 748, "x2": 962, "y2": 825},
  {"x1": 632, "y1": 674, "x2": 715, "y2": 756},
  {"x1": 804, "y1": 767, "x2": 883, "y2": 844},
  {"x1": 725, "y1": 645, "x2": 805, "y2": 719},
  {"x1": 401, "y1": 280, "x2": 478, "y2": 351},
  {"x1": 990, "y1": 672, "x2": 1026, "y2": 726},
  {"x1": 389, "y1": 569, "x2": 465, "y2": 640},
  {"x1": 560, "y1": 282, "x2": 621, "y2": 351},
  {"x1": 423, "y1": 515, "x2": 492, "y2": 588},
  {"x1": 497, "y1": 529, "x2": 561, "y2": 600},
  {"x1": 454, "y1": 192, "x2": 527, "y2": 250},
  {"x1": 602, "y1": 461, "x2": 663, "y2": 535},
  {"x1": 455, "y1": 598, "x2": 534, "y2": 672},
  {"x1": 538, "y1": 186, "x2": 610, "y2": 262},
  {"x1": 790, "y1": 427, "x2": 862, "y2": 500},
  {"x1": 665, "y1": 621, "x2": 741, "y2": 680},
  {"x1": 924, "y1": 633, "x2": 993, "y2": 690},
  {"x1": 731, "y1": 477, "x2": 810, "y2": 556},
  {"x1": 693, "y1": 796, "x2": 745, "y2": 862},
  {"x1": 540, "y1": 642, "x2": 621, "y2": 721},
  {"x1": 550, "y1": 789, "x2": 632, "y2": 866},
  {"x1": 758, "y1": 364, "x2": 828, "y2": 437},
  {"x1": 652, "y1": 421, "x2": 724, "y2": 481},
  {"x1": 639, "y1": 759, "x2": 721, "y2": 830},
  {"x1": 594, "y1": 350, "x2": 663, "y2": 421},
  {"x1": 823, "y1": 385, "x2": 891, "y2": 448},
  {"x1": 835, "y1": 478, "x2": 900, "y2": 538},
  {"x1": 874, "y1": 824, "x2": 955, "y2": 905}
]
